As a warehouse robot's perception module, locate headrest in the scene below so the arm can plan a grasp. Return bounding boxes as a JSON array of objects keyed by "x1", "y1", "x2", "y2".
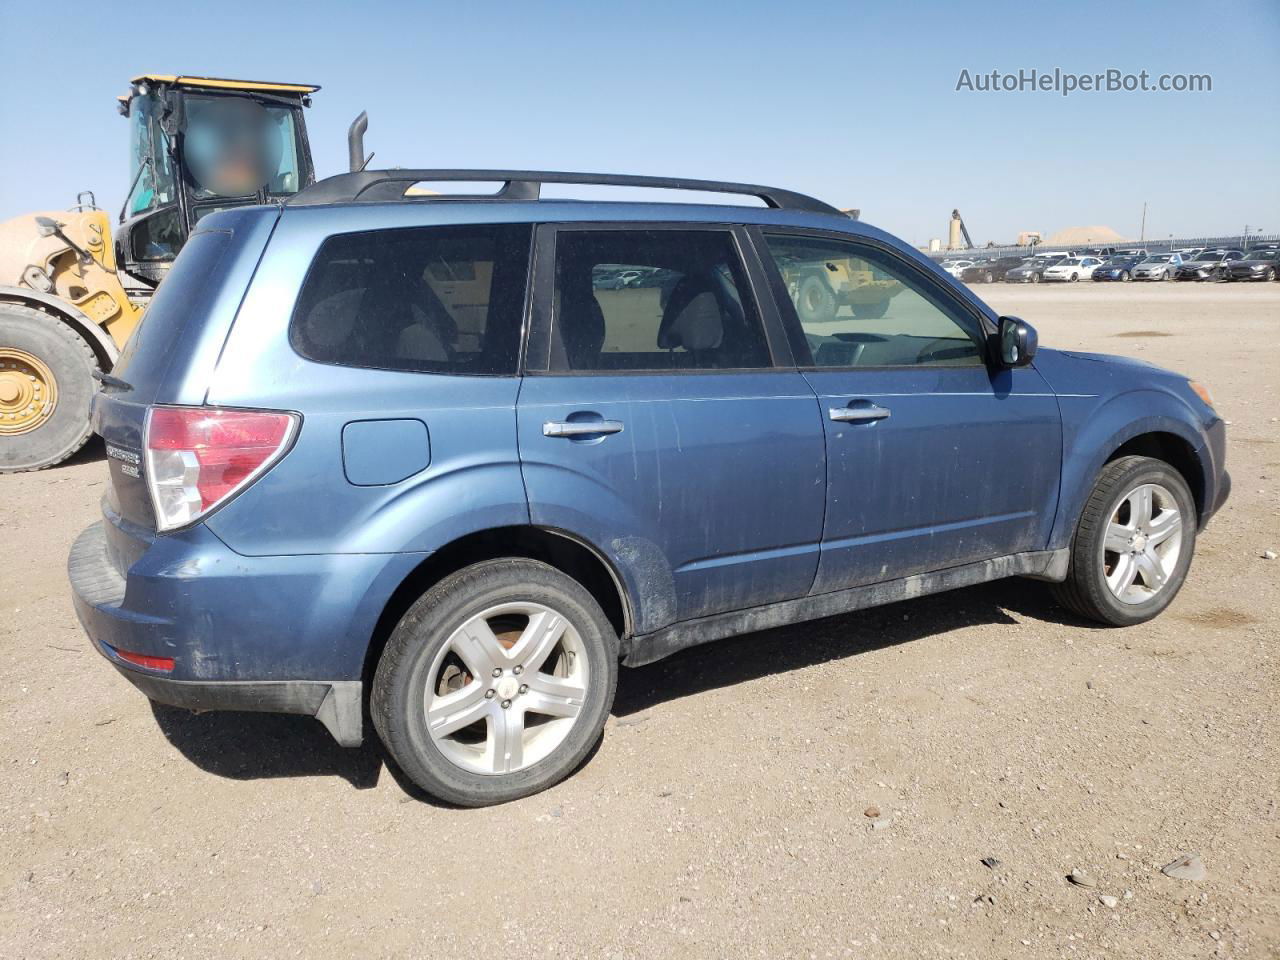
[{"x1": 658, "y1": 276, "x2": 724, "y2": 352}]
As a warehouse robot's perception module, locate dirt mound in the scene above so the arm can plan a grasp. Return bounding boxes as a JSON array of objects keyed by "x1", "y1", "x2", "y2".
[{"x1": 1047, "y1": 224, "x2": 1128, "y2": 245}]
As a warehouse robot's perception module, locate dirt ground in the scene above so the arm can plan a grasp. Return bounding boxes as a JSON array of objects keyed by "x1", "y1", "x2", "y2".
[{"x1": 1, "y1": 283, "x2": 1276, "y2": 959}]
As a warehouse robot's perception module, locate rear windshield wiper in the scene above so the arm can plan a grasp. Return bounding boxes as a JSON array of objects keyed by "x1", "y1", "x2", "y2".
[{"x1": 92, "y1": 369, "x2": 133, "y2": 391}]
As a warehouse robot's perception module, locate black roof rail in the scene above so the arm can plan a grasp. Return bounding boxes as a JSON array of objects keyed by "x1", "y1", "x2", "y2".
[{"x1": 287, "y1": 169, "x2": 842, "y2": 215}]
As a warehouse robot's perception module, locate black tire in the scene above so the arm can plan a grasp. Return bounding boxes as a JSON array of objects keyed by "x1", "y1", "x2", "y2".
[
  {"x1": 1069, "y1": 273, "x2": 1079, "y2": 282},
  {"x1": 1052, "y1": 456, "x2": 1196, "y2": 626},
  {"x1": 1120, "y1": 270, "x2": 1131, "y2": 282},
  {"x1": 983, "y1": 271, "x2": 994, "y2": 284},
  {"x1": 1267, "y1": 267, "x2": 1277, "y2": 282},
  {"x1": 0, "y1": 303, "x2": 99, "y2": 473},
  {"x1": 796, "y1": 274, "x2": 838, "y2": 324},
  {"x1": 372, "y1": 558, "x2": 619, "y2": 806},
  {"x1": 851, "y1": 298, "x2": 890, "y2": 319},
  {"x1": 1030, "y1": 272, "x2": 1041, "y2": 284}
]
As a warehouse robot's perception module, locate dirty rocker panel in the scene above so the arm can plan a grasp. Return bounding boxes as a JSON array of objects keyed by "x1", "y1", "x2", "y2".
[{"x1": 620, "y1": 549, "x2": 1069, "y2": 667}]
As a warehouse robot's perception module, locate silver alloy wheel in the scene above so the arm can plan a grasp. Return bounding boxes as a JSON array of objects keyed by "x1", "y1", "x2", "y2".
[
  {"x1": 1102, "y1": 482, "x2": 1184, "y2": 604},
  {"x1": 425, "y1": 601, "x2": 589, "y2": 775}
]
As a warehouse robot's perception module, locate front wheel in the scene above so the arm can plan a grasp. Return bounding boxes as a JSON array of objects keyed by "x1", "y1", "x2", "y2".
[
  {"x1": 796, "y1": 274, "x2": 838, "y2": 324},
  {"x1": 851, "y1": 298, "x2": 890, "y2": 319},
  {"x1": 983, "y1": 271, "x2": 994, "y2": 284},
  {"x1": 1052, "y1": 456, "x2": 1196, "y2": 626},
  {"x1": 1069, "y1": 273, "x2": 1079, "y2": 282},
  {"x1": 372, "y1": 559, "x2": 618, "y2": 806},
  {"x1": 1120, "y1": 270, "x2": 1131, "y2": 282},
  {"x1": 1030, "y1": 272, "x2": 1042, "y2": 284},
  {"x1": 1266, "y1": 267, "x2": 1277, "y2": 282}
]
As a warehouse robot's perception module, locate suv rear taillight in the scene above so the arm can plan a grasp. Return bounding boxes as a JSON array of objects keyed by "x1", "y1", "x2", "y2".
[{"x1": 145, "y1": 406, "x2": 299, "y2": 532}]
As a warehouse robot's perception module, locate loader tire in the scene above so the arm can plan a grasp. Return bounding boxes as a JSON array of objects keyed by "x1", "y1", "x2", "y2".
[
  {"x1": 796, "y1": 274, "x2": 837, "y2": 324},
  {"x1": 0, "y1": 303, "x2": 99, "y2": 472}
]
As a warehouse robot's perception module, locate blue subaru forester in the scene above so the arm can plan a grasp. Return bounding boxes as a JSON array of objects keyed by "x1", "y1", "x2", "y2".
[{"x1": 69, "y1": 169, "x2": 1229, "y2": 805}]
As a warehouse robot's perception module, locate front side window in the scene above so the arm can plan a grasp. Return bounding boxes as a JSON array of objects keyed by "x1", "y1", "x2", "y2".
[
  {"x1": 290, "y1": 223, "x2": 532, "y2": 375},
  {"x1": 550, "y1": 230, "x2": 771, "y2": 372},
  {"x1": 763, "y1": 234, "x2": 983, "y2": 368}
]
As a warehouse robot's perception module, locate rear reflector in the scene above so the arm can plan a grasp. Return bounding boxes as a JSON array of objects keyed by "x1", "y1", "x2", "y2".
[
  {"x1": 112, "y1": 646, "x2": 176, "y2": 672},
  {"x1": 145, "y1": 406, "x2": 299, "y2": 532}
]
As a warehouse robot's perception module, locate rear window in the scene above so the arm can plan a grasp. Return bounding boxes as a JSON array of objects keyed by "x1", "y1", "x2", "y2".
[
  {"x1": 114, "y1": 228, "x2": 232, "y2": 387},
  {"x1": 290, "y1": 223, "x2": 532, "y2": 375}
]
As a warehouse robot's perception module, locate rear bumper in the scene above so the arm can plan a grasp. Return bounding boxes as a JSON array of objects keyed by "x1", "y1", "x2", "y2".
[{"x1": 68, "y1": 521, "x2": 423, "y2": 745}]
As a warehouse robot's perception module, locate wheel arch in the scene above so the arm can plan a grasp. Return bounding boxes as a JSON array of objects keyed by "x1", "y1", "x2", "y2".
[
  {"x1": 0, "y1": 286, "x2": 118, "y2": 370},
  {"x1": 1105, "y1": 431, "x2": 1205, "y2": 518},
  {"x1": 361, "y1": 525, "x2": 633, "y2": 689},
  {"x1": 1052, "y1": 396, "x2": 1212, "y2": 551}
]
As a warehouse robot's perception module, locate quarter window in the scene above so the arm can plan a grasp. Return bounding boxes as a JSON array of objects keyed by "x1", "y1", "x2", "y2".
[
  {"x1": 763, "y1": 235, "x2": 983, "y2": 368},
  {"x1": 290, "y1": 223, "x2": 532, "y2": 375},
  {"x1": 549, "y1": 230, "x2": 771, "y2": 372}
]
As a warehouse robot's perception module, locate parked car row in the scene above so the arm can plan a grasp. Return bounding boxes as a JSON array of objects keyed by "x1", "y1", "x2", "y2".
[{"x1": 942, "y1": 244, "x2": 1280, "y2": 284}]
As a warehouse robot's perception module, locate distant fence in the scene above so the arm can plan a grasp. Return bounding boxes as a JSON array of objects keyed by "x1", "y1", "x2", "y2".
[{"x1": 925, "y1": 234, "x2": 1280, "y2": 261}]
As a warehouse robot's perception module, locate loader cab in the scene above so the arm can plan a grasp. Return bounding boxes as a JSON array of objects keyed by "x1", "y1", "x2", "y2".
[{"x1": 115, "y1": 75, "x2": 317, "y2": 288}]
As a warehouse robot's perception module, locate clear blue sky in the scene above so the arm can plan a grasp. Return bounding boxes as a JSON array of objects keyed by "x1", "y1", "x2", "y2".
[{"x1": 1, "y1": 0, "x2": 1276, "y2": 246}]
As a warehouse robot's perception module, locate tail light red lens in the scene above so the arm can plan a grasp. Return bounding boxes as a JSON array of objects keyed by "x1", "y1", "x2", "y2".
[
  {"x1": 145, "y1": 406, "x2": 299, "y2": 532},
  {"x1": 112, "y1": 646, "x2": 176, "y2": 672}
]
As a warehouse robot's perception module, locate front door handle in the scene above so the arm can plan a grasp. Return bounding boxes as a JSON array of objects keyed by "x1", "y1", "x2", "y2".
[
  {"x1": 543, "y1": 419, "x2": 624, "y2": 438},
  {"x1": 829, "y1": 402, "x2": 891, "y2": 423}
]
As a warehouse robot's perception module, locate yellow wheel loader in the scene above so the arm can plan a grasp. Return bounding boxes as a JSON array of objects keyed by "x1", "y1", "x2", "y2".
[{"x1": 0, "y1": 75, "x2": 320, "y2": 471}]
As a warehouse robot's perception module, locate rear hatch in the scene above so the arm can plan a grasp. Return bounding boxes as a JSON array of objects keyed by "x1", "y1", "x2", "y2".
[{"x1": 94, "y1": 208, "x2": 280, "y2": 573}]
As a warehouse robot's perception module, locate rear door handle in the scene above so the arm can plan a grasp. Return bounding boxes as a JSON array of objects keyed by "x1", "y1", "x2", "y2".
[
  {"x1": 543, "y1": 419, "x2": 624, "y2": 437},
  {"x1": 829, "y1": 402, "x2": 891, "y2": 423}
]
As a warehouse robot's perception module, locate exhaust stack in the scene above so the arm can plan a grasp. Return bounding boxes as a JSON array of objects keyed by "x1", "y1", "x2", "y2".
[{"x1": 348, "y1": 111, "x2": 372, "y2": 172}]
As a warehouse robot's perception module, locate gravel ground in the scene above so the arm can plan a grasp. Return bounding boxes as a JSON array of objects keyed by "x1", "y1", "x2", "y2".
[{"x1": 1, "y1": 283, "x2": 1277, "y2": 959}]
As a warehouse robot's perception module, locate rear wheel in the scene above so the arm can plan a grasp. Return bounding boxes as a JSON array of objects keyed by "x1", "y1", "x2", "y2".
[
  {"x1": 0, "y1": 303, "x2": 99, "y2": 473},
  {"x1": 372, "y1": 559, "x2": 618, "y2": 806},
  {"x1": 1052, "y1": 456, "x2": 1195, "y2": 626}
]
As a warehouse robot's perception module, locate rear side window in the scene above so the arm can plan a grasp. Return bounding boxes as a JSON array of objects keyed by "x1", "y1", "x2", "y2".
[
  {"x1": 549, "y1": 229, "x2": 771, "y2": 372},
  {"x1": 290, "y1": 223, "x2": 532, "y2": 375}
]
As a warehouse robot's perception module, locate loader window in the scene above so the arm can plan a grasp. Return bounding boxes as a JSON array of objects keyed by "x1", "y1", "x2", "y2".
[
  {"x1": 183, "y1": 97, "x2": 304, "y2": 199},
  {"x1": 290, "y1": 223, "x2": 533, "y2": 376},
  {"x1": 126, "y1": 94, "x2": 177, "y2": 216}
]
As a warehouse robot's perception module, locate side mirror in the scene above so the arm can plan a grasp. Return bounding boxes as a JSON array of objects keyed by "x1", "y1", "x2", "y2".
[
  {"x1": 996, "y1": 315, "x2": 1037, "y2": 367},
  {"x1": 34, "y1": 216, "x2": 60, "y2": 239}
]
